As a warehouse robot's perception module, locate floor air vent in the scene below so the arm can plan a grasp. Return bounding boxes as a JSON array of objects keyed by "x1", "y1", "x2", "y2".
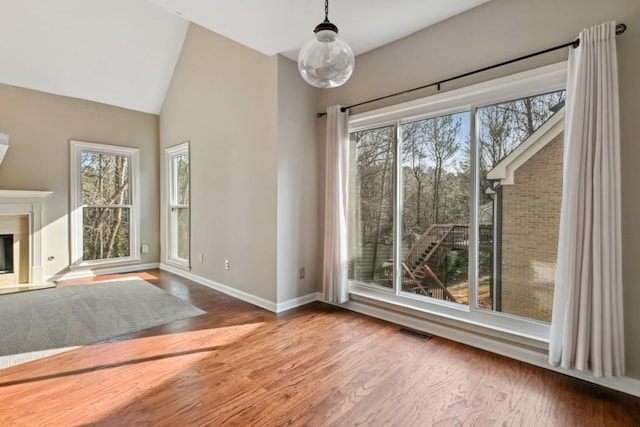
[{"x1": 398, "y1": 328, "x2": 432, "y2": 342}]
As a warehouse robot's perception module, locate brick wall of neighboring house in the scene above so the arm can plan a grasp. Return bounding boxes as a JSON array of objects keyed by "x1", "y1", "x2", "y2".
[{"x1": 501, "y1": 132, "x2": 563, "y2": 323}]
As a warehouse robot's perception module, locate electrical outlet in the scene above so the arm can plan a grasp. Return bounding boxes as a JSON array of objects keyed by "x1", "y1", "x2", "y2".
[
  {"x1": 141, "y1": 244, "x2": 149, "y2": 254},
  {"x1": 299, "y1": 267, "x2": 305, "y2": 279},
  {"x1": 199, "y1": 253, "x2": 204, "y2": 263},
  {"x1": 225, "y1": 259, "x2": 230, "y2": 270}
]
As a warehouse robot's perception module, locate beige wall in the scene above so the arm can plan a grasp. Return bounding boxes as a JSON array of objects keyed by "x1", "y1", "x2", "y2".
[
  {"x1": 160, "y1": 25, "x2": 320, "y2": 305},
  {"x1": 320, "y1": 0, "x2": 640, "y2": 378},
  {"x1": 0, "y1": 84, "x2": 160, "y2": 279},
  {"x1": 276, "y1": 55, "x2": 319, "y2": 303},
  {"x1": 160, "y1": 24, "x2": 280, "y2": 302}
]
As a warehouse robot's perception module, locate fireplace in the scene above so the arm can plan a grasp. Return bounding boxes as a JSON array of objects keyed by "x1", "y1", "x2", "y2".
[
  {"x1": 0, "y1": 190, "x2": 51, "y2": 285},
  {"x1": 0, "y1": 234, "x2": 13, "y2": 274}
]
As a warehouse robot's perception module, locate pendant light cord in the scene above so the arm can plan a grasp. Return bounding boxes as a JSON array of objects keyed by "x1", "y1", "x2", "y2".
[{"x1": 324, "y1": 0, "x2": 330, "y2": 23}]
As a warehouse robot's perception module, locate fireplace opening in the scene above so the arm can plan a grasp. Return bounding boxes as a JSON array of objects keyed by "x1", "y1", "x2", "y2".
[{"x1": 0, "y1": 234, "x2": 13, "y2": 274}]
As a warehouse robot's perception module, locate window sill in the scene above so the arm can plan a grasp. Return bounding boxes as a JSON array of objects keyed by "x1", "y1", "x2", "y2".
[
  {"x1": 163, "y1": 258, "x2": 190, "y2": 271},
  {"x1": 70, "y1": 257, "x2": 142, "y2": 271},
  {"x1": 348, "y1": 282, "x2": 549, "y2": 351}
]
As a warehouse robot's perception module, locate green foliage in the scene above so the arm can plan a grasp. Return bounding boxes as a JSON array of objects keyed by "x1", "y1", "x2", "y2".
[
  {"x1": 446, "y1": 250, "x2": 469, "y2": 284},
  {"x1": 478, "y1": 251, "x2": 492, "y2": 276}
]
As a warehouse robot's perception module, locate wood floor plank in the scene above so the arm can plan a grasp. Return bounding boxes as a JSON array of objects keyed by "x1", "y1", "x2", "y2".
[{"x1": 1, "y1": 269, "x2": 638, "y2": 426}]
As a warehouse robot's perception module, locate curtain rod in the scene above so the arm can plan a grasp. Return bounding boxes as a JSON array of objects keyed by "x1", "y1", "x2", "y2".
[{"x1": 317, "y1": 23, "x2": 627, "y2": 118}]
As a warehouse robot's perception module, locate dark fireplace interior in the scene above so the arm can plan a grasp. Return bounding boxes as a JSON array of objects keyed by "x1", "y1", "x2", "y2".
[{"x1": 0, "y1": 234, "x2": 13, "y2": 274}]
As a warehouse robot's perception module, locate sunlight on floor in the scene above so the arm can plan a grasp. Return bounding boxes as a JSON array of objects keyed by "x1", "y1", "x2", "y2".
[{"x1": 0, "y1": 322, "x2": 265, "y2": 425}]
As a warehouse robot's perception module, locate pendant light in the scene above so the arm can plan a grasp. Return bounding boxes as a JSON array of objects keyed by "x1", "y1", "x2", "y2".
[{"x1": 298, "y1": 0, "x2": 355, "y2": 88}]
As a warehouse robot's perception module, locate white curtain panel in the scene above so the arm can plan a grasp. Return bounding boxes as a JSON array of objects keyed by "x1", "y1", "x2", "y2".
[
  {"x1": 549, "y1": 21, "x2": 624, "y2": 377},
  {"x1": 322, "y1": 105, "x2": 350, "y2": 304}
]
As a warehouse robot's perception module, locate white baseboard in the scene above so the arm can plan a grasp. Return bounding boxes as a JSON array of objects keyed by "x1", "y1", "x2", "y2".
[
  {"x1": 160, "y1": 263, "x2": 276, "y2": 311},
  {"x1": 47, "y1": 263, "x2": 160, "y2": 282},
  {"x1": 276, "y1": 292, "x2": 322, "y2": 313},
  {"x1": 160, "y1": 263, "x2": 320, "y2": 313},
  {"x1": 344, "y1": 299, "x2": 640, "y2": 398}
]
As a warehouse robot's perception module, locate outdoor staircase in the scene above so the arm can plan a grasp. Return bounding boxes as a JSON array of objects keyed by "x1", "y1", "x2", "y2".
[
  {"x1": 404, "y1": 223, "x2": 494, "y2": 301},
  {"x1": 402, "y1": 224, "x2": 460, "y2": 301},
  {"x1": 399, "y1": 223, "x2": 492, "y2": 301}
]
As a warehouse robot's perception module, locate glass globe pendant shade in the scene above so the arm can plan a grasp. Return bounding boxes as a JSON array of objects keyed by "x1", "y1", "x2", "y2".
[{"x1": 298, "y1": 24, "x2": 355, "y2": 88}]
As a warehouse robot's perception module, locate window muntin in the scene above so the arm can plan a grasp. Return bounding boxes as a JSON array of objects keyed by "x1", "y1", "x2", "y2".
[
  {"x1": 166, "y1": 142, "x2": 190, "y2": 266},
  {"x1": 71, "y1": 141, "x2": 140, "y2": 267},
  {"x1": 347, "y1": 62, "x2": 567, "y2": 341}
]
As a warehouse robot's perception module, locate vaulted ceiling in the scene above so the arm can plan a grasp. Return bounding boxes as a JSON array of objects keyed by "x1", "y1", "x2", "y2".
[{"x1": 0, "y1": 0, "x2": 491, "y2": 114}]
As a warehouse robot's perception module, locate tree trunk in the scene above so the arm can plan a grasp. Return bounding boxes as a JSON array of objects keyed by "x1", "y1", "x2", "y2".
[
  {"x1": 433, "y1": 159, "x2": 442, "y2": 224},
  {"x1": 106, "y1": 156, "x2": 127, "y2": 258},
  {"x1": 370, "y1": 139, "x2": 393, "y2": 281}
]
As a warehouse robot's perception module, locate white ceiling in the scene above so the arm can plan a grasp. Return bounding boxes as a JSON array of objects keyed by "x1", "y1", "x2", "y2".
[
  {"x1": 0, "y1": 0, "x2": 491, "y2": 114},
  {"x1": 0, "y1": 0, "x2": 188, "y2": 114}
]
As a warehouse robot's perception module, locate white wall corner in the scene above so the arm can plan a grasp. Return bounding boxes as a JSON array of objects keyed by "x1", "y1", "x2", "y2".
[{"x1": 275, "y1": 292, "x2": 322, "y2": 313}]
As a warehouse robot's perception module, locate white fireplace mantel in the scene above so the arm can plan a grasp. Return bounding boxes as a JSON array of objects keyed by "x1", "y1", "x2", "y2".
[
  {"x1": 0, "y1": 190, "x2": 52, "y2": 200},
  {"x1": 0, "y1": 190, "x2": 52, "y2": 284}
]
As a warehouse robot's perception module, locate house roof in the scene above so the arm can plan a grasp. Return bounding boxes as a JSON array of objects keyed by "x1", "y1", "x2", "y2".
[
  {"x1": 486, "y1": 107, "x2": 565, "y2": 185},
  {"x1": 0, "y1": 0, "x2": 491, "y2": 114}
]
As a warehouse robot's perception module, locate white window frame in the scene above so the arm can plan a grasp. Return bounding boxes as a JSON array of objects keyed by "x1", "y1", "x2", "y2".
[
  {"x1": 165, "y1": 142, "x2": 190, "y2": 268},
  {"x1": 70, "y1": 140, "x2": 140, "y2": 268},
  {"x1": 348, "y1": 62, "x2": 567, "y2": 344}
]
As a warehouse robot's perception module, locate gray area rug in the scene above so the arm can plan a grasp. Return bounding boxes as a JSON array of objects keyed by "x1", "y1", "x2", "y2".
[{"x1": 0, "y1": 278, "x2": 205, "y2": 369}]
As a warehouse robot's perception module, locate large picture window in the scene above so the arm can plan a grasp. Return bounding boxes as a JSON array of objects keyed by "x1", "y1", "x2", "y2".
[
  {"x1": 166, "y1": 142, "x2": 190, "y2": 267},
  {"x1": 70, "y1": 141, "x2": 140, "y2": 267},
  {"x1": 348, "y1": 63, "x2": 567, "y2": 340}
]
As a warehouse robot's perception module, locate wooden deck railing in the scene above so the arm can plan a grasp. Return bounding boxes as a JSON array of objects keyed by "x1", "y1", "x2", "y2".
[{"x1": 401, "y1": 224, "x2": 493, "y2": 302}]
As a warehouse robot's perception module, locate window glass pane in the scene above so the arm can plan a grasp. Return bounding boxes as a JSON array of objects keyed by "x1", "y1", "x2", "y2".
[
  {"x1": 168, "y1": 145, "x2": 190, "y2": 265},
  {"x1": 81, "y1": 152, "x2": 130, "y2": 205},
  {"x1": 82, "y1": 207, "x2": 131, "y2": 260},
  {"x1": 400, "y1": 112, "x2": 471, "y2": 303},
  {"x1": 174, "y1": 154, "x2": 189, "y2": 205},
  {"x1": 173, "y1": 207, "x2": 189, "y2": 260},
  {"x1": 349, "y1": 125, "x2": 395, "y2": 288},
  {"x1": 478, "y1": 90, "x2": 565, "y2": 322}
]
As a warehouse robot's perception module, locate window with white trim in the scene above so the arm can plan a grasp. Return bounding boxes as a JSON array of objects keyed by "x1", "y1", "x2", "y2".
[
  {"x1": 348, "y1": 62, "x2": 567, "y2": 341},
  {"x1": 166, "y1": 142, "x2": 190, "y2": 267},
  {"x1": 70, "y1": 141, "x2": 140, "y2": 267}
]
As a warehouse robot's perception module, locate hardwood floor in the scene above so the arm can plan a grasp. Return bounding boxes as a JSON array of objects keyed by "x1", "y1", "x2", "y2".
[{"x1": 2, "y1": 269, "x2": 639, "y2": 426}]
